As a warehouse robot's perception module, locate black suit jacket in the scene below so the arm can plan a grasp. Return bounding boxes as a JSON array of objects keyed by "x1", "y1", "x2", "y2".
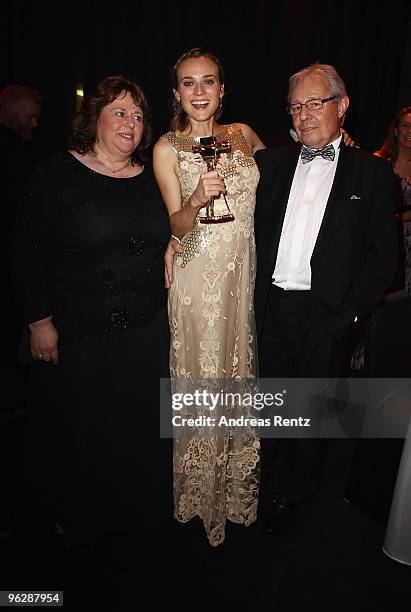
[{"x1": 254, "y1": 142, "x2": 398, "y2": 341}]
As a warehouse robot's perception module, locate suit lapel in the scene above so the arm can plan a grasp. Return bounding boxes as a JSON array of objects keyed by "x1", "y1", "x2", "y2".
[{"x1": 311, "y1": 142, "x2": 353, "y2": 259}]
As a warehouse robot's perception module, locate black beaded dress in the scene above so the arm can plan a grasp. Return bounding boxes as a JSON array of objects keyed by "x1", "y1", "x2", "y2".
[{"x1": 11, "y1": 152, "x2": 171, "y2": 538}]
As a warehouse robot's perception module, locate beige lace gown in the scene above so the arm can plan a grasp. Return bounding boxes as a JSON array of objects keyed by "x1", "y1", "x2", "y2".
[{"x1": 164, "y1": 124, "x2": 260, "y2": 546}]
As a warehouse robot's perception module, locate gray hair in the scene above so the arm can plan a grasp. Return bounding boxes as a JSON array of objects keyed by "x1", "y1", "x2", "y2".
[{"x1": 288, "y1": 63, "x2": 347, "y2": 104}]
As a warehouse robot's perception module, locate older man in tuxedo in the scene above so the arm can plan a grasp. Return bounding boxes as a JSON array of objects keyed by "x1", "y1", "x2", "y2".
[{"x1": 254, "y1": 63, "x2": 398, "y2": 532}]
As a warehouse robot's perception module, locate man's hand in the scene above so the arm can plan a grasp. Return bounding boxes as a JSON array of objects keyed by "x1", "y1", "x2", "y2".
[
  {"x1": 28, "y1": 316, "x2": 59, "y2": 365},
  {"x1": 165, "y1": 237, "x2": 184, "y2": 288}
]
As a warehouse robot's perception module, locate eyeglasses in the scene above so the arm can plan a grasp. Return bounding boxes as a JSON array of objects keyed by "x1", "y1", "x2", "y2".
[{"x1": 287, "y1": 96, "x2": 337, "y2": 116}]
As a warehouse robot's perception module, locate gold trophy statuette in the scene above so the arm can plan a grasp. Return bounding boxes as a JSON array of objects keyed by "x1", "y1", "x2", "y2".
[{"x1": 192, "y1": 135, "x2": 234, "y2": 224}]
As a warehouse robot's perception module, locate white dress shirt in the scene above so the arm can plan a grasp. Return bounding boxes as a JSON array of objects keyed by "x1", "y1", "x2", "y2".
[{"x1": 273, "y1": 135, "x2": 342, "y2": 290}]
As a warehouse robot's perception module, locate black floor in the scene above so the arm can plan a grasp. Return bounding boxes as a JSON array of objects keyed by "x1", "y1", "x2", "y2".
[{"x1": 1, "y1": 369, "x2": 410, "y2": 611}]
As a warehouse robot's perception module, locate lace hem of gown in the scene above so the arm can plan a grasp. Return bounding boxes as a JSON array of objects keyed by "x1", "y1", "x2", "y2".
[{"x1": 173, "y1": 434, "x2": 260, "y2": 547}]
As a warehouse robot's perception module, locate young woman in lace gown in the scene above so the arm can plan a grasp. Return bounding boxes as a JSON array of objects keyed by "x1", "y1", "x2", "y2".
[{"x1": 153, "y1": 48, "x2": 265, "y2": 546}]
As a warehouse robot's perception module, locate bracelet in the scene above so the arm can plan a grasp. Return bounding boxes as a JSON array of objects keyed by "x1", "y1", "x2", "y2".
[{"x1": 171, "y1": 234, "x2": 182, "y2": 244}]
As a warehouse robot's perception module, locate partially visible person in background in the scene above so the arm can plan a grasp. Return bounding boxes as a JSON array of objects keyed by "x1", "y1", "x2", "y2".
[
  {"x1": 0, "y1": 84, "x2": 42, "y2": 202},
  {"x1": 0, "y1": 84, "x2": 41, "y2": 141},
  {"x1": 10, "y1": 75, "x2": 171, "y2": 555},
  {"x1": 0, "y1": 85, "x2": 42, "y2": 365},
  {"x1": 0, "y1": 83, "x2": 42, "y2": 541},
  {"x1": 374, "y1": 106, "x2": 411, "y2": 294}
]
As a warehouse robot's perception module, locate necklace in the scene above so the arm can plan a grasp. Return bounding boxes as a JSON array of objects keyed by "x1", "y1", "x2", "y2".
[
  {"x1": 93, "y1": 146, "x2": 132, "y2": 175},
  {"x1": 97, "y1": 157, "x2": 131, "y2": 175}
]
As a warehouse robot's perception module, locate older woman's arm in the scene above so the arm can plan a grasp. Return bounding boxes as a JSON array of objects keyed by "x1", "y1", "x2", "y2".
[
  {"x1": 10, "y1": 166, "x2": 59, "y2": 364},
  {"x1": 28, "y1": 317, "x2": 59, "y2": 364}
]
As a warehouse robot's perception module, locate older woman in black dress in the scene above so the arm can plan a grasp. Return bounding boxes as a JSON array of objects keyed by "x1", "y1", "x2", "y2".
[{"x1": 11, "y1": 76, "x2": 171, "y2": 548}]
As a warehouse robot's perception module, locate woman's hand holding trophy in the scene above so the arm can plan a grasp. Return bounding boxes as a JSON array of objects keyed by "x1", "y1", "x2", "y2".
[{"x1": 192, "y1": 136, "x2": 234, "y2": 223}]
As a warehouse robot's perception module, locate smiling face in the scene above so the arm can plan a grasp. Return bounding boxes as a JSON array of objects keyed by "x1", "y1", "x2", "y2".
[
  {"x1": 397, "y1": 112, "x2": 411, "y2": 151},
  {"x1": 174, "y1": 56, "x2": 224, "y2": 128},
  {"x1": 96, "y1": 91, "x2": 144, "y2": 158},
  {"x1": 291, "y1": 74, "x2": 349, "y2": 149}
]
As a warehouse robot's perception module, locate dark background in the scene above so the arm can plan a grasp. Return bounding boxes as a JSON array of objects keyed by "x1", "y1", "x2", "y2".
[
  {"x1": 1, "y1": 0, "x2": 411, "y2": 160},
  {"x1": 1, "y1": 3, "x2": 411, "y2": 607}
]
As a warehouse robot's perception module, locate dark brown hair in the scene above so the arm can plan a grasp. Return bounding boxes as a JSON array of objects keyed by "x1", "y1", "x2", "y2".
[
  {"x1": 69, "y1": 75, "x2": 152, "y2": 164},
  {"x1": 170, "y1": 48, "x2": 225, "y2": 132}
]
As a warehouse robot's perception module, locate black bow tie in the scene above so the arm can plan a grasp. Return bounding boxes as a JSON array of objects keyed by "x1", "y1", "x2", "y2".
[{"x1": 300, "y1": 144, "x2": 335, "y2": 164}]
